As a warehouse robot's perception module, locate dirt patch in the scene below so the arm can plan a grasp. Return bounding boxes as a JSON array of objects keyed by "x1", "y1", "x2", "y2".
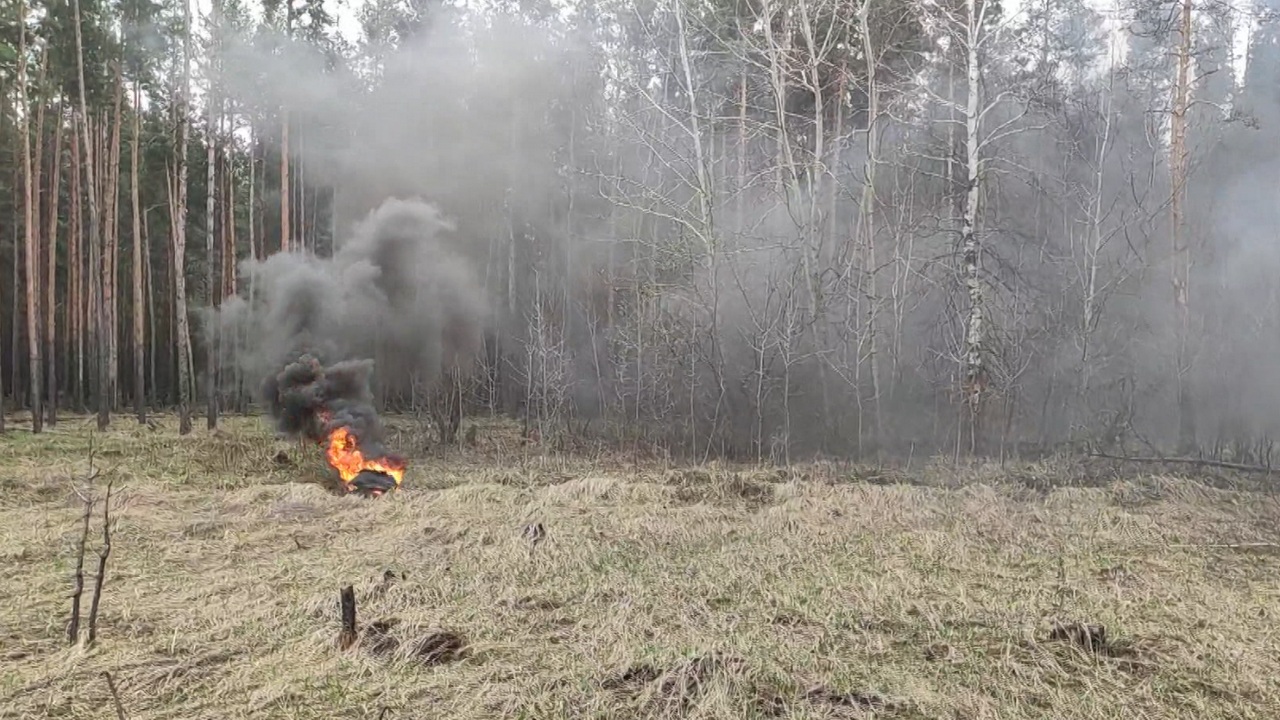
[
  {"x1": 411, "y1": 630, "x2": 470, "y2": 666},
  {"x1": 602, "y1": 663, "x2": 662, "y2": 693},
  {"x1": 351, "y1": 622, "x2": 469, "y2": 667},
  {"x1": 604, "y1": 653, "x2": 787, "y2": 718},
  {"x1": 769, "y1": 611, "x2": 818, "y2": 628},
  {"x1": 1047, "y1": 621, "x2": 1111, "y2": 654},
  {"x1": 1043, "y1": 621, "x2": 1166, "y2": 676},
  {"x1": 362, "y1": 619, "x2": 402, "y2": 657}
]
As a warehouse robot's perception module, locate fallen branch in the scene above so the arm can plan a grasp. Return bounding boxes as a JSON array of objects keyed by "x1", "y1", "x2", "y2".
[
  {"x1": 1170, "y1": 542, "x2": 1280, "y2": 550},
  {"x1": 1089, "y1": 452, "x2": 1276, "y2": 474},
  {"x1": 87, "y1": 478, "x2": 115, "y2": 647},
  {"x1": 102, "y1": 671, "x2": 128, "y2": 720}
]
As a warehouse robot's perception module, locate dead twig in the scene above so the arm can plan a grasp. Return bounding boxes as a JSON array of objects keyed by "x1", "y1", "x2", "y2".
[
  {"x1": 68, "y1": 492, "x2": 94, "y2": 645},
  {"x1": 102, "y1": 671, "x2": 128, "y2": 720},
  {"x1": 522, "y1": 521, "x2": 546, "y2": 559},
  {"x1": 1090, "y1": 452, "x2": 1276, "y2": 474},
  {"x1": 87, "y1": 477, "x2": 115, "y2": 646},
  {"x1": 1170, "y1": 542, "x2": 1280, "y2": 550},
  {"x1": 68, "y1": 442, "x2": 101, "y2": 645}
]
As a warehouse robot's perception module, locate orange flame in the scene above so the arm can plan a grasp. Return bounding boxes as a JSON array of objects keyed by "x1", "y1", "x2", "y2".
[{"x1": 324, "y1": 426, "x2": 406, "y2": 495}]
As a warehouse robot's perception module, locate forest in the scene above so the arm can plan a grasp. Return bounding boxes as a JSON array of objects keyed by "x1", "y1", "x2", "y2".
[{"x1": 1, "y1": 0, "x2": 1278, "y2": 462}]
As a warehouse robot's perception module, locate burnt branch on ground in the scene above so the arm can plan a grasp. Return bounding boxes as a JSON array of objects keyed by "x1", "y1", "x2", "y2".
[{"x1": 103, "y1": 671, "x2": 127, "y2": 720}]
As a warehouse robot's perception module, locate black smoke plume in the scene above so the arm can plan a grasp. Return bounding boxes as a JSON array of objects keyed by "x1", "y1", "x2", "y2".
[
  {"x1": 260, "y1": 354, "x2": 388, "y2": 451},
  {"x1": 210, "y1": 198, "x2": 488, "y2": 446}
]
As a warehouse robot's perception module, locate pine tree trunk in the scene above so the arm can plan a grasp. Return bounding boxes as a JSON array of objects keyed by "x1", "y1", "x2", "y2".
[
  {"x1": 73, "y1": 0, "x2": 108, "y2": 430},
  {"x1": 89, "y1": 116, "x2": 104, "y2": 408},
  {"x1": 18, "y1": 5, "x2": 43, "y2": 432},
  {"x1": 221, "y1": 118, "x2": 237, "y2": 410},
  {"x1": 132, "y1": 81, "x2": 146, "y2": 423},
  {"x1": 107, "y1": 71, "x2": 123, "y2": 412},
  {"x1": 205, "y1": 24, "x2": 220, "y2": 430},
  {"x1": 295, "y1": 125, "x2": 304, "y2": 251},
  {"x1": 46, "y1": 106, "x2": 63, "y2": 425},
  {"x1": 70, "y1": 124, "x2": 84, "y2": 411},
  {"x1": 248, "y1": 139, "x2": 257, "y2": 262},
  {"x1": 0, "y1": 98, "x2": 8, "y2": 433},
  {"x1": 281, "y1": 108, "x2": 291, "y2": 253},
  {"x1": 144, "y1": 206, "x2": 157, "y2": 408},
  {"x1": 223, "y1": 136, "x2": 236, "y2": 297},
  {"x1": 174, "y1": 0, "x2": 195, "y2": 435},
  {"x1": 11, "y1": 231, "x2": 19, "y2": 406}
]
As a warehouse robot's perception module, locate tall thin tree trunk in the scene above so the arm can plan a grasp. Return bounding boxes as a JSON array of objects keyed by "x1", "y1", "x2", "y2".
[
  {"x1": 73, "y1": 0, "x2": 109, "y2": 430},
  {"x1": 107, "y1": 70, "x2": 123, "y2": 412},
  {"x1": 223, "y1": 142, "x2": 236, "y2": 297},
  {"x1": 46, "y1": 106, "x2": 63, "y2": 424},
  {"x1": 295, "y1": 125, "x2": 305, "y2": 251},
  {"x1": 205, "y1": 6, "x2": 220, "y2": 430},
  {"x1": 859, "y1": 4, "x2": 883, "y2": 449},
  {"x1": 0, "y1": 98, "x2": 7, "y2": 432},
  {"x1": 33, "y1": 56, "x2": 48, "y2": 397},
  {"x1": 18, "y1": 4, "x2": 43, "y2": 432},
  {"x1": 144, "y1": 206, "x2": 157, "y2": 408},
  {"x1": 736, "y1": 70, "x2": 748, "y2": 228},
  {"x1": 132, "y1": 81, "x2": 146, "y2": 423},
  {"x1": 7, "y1": 163, "x2": 14, "y2": 417},
  {"x1": 11, "y1": 227, "x2": 19, "y2": 405},
  {"x1": 174, "y1": 0, "x2": 195, "y2": 435},
  {"x1": 280, "y1": 108, "x2": 290, "y2": 253},
  {"x1": 220, "y1": 103, "x2": 234, "y2": 296},
  {"x1": 248, "y1": 140, "x2": 257, "y2": 262},
  {"x1": 960, "y1": 0, "x2": 987, "y2": 454},
  {"x1": 70, "y1": 122, "x2": 84, "y2": 410},
  {"x1": 221, "y1": 110, "x2": 238, "y2": 410},
  {"x1": 1171, "y1": 0, "x2": 1195, "y2": 453},
  {"x1": 89, "y1": 115, "x2": 103, "y2": 404}
]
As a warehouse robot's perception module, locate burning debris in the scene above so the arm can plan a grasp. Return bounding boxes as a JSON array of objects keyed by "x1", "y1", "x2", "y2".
[{"x1": 263, "y1": 354, "x2": 406, "y2": 497}]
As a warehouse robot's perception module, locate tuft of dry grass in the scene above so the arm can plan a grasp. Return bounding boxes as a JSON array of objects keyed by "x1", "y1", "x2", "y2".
[{"x1": 2, "y1": 415, "x2": 1279, "y2": 718}]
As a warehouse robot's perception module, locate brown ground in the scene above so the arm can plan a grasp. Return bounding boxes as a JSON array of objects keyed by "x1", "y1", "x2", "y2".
[{"x1": 1, "y1": 415, "x2": 1279, "y2": 719}]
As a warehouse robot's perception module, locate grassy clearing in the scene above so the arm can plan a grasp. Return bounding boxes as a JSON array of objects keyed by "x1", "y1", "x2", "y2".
[{"x1": 1, "y1": 415, "x2": 1279, "y2": 719}]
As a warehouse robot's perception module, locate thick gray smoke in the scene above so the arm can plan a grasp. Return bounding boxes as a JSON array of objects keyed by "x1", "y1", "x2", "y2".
[
  {"x1": 261, "y1": 354, "x2": 383, "y2": 445},
  {"x1": 215, "y1": 198, "x2": 488, "y2": 438}
]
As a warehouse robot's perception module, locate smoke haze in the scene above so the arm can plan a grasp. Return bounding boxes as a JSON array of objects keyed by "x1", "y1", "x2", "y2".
[{"x1": 199, "y1": 1, "x2": 1280, "y2": 460}]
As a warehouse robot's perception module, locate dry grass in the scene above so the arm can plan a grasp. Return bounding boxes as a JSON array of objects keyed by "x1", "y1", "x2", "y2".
[{"x1": 2, "y1": 414, "x2": 1280, "y2": 719}]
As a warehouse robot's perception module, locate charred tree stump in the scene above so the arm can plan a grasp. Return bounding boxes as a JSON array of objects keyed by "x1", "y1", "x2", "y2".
[{"x1": 339, "y1": 585, "x2": 357, "y2": 650}]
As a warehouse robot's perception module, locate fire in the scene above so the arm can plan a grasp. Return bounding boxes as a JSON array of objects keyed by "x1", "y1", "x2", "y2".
[{"x1": 324, "y1": 426, "x2": 406, "y2": 496}]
